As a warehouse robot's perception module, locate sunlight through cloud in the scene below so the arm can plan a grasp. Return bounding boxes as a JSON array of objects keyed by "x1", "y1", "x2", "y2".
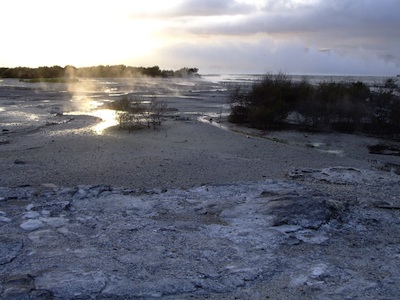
[{"x1": 0, "y1": 0, "x2": 399, "y2": 75}]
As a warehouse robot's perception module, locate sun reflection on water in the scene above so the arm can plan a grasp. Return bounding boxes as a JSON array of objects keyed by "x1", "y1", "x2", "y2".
[
  {"x1": 65, "y1": 97, "x2": 119, "y2": 135},
  {"x1": 64, "y1": 108, "x2": 118, "y2": 135},
  {"x1": 88, "y1": 109, "x2": 118, "y2": 135}
]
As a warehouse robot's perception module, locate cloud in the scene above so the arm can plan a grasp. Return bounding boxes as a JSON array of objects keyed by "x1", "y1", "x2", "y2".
[
  {"x1": 178, "y1": 0, "x2": 400, "y2": 37},
  {"x1": 161, "y1": 0, "x2": 400, "y2": 70},
  {"x1": 1, "y1": 0, "x2": 400, "y2": 75},
  {"x1": 149, "y1": 37, "x2": 400, "y2": 75},
  {"x1": 172, "y1": 0, "x2": 254, "y2": 16},
  {"x1": 127, "y1": 0, "x2": 253, "y2": 19}
]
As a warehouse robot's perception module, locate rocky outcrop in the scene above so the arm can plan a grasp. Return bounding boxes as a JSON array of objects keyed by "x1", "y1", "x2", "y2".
[{"x1": 1, "y1": 168, "x2": 399, "y2": 299}]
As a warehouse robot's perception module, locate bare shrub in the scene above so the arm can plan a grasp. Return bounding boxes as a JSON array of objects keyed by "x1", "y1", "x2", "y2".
[
  {"x1": 147, "y1": 99, "x2": 168, "y2": 130},
  {"x1": 109, "y1": 96, "x2": 167, "y2": 131}
]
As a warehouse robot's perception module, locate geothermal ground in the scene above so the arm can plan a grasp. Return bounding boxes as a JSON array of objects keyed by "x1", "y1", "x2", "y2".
[{"x1": 1, "y1": 78, "x2": 400, "y2": 299}]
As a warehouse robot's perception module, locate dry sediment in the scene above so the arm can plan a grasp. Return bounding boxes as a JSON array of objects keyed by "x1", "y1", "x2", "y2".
[
  {"x1": 1, "y1": 91, "x2": 400, "y2": 298},
  {"x1": 0, "y1": 113, "x2": 386, "y2": 189}
]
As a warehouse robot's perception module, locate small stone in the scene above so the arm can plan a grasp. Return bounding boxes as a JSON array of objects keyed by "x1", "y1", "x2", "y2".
[
  {"x1": 271, "y1": 225, "x2": 302, "y2": 234},
  {"x1": 41, "y1": 209, "x2": 51, "y2": 217},
  {"x1": 14, "y1": 159, "x2": 26, "y2": 165},
  {"x1": 26, "y1": 204, "x2": 34, "y2": 211},
  {"x1": 20, "y1": 219, "x2": 45, "y2": 231},
  {"x1": 42, "y1": 217, "x2": 69, "y2": 228},
  {"x1": 310, "y1": 263, "x2": 328, "y2": 279},
  {"x1": 41, "y1": 183, "x2": 58, "y2": 189},
  {"x1": 23, "y1": 211, "x2": 41, "y2": 219},
  {"x1": 295, "y1": 229, "x2": 329, "y2": 244},
  {"x1": 0, "y1": 216, "x2": 12, "y2": 223}
]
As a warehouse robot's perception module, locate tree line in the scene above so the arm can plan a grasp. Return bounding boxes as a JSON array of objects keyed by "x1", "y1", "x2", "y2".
[
  {"x1": 0, "y1": 65, "x2": 199, "y2": 79},
  {"x1": 228, "y1": 73, "x2": 400, "y2": 140}
]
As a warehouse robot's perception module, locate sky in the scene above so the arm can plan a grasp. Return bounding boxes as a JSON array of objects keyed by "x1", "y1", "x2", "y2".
[{"x1": 1, "y1": 0, "x2": 400, "y2": 75}]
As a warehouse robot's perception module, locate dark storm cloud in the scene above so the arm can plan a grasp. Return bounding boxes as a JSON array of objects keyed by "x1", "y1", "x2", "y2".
[
  {"x1": 181, "y1": 0, "x2": 400, "y2": 37},
  {"x1": 166, "y1": 0, "x2": 400, "y2": 69},
  {"x1": 155, "y1": 37, "x2": 400, "y2": 75}
]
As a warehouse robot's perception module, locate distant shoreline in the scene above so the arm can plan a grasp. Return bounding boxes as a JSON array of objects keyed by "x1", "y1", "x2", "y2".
[{"x1": 0, "y1": 65, "x2": 200, "y2": 80}]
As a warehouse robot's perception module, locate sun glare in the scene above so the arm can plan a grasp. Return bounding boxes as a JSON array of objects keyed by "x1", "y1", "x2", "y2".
[
  {"x1": 1, "y1": 0, "x2": 172, "y2": 67},
  {"x1": 90, "y1": 109, "x2": 118, "y2": 135}
]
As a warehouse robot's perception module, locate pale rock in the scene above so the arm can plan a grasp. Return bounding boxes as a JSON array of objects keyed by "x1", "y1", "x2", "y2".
[
  {"x1": 295, "y1": 229, "x2": 329, "y2": 244},
  {"x1": 20, "y1": 219, "x2": 45, "y2": 231},
  {"x1": 0, "y1": 216, "x2": 12, "y2": 223},
  {"x1": 42, "y1": 217, "x2": 69, "y2": 228},
  {"x1": 41, "y1": 183, "x2": 58, "y2": 189},
  {"x1": 311, "y1": 263, "x2": 328, "y2": 279},
  {"x1": 41, "y1": 209, "x2": 51, "y2": 217},
  {"x1": 25, "y1": 204, "x2": 34, "y2": 211},
  {"x1": 23, "y1": 211, "x2": 41, "y2": 219},
  {"x1": 270, "y1": 224, "x2": 302, "y2": 234}
]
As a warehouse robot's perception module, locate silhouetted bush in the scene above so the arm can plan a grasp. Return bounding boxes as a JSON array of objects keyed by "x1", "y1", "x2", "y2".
[
  {"x1": 229, "y1": 73, "x2": 400, "y2": 139},
  {"x1": 228, "y1": 86, "x2": 249, "y2": 123},
  {"x1": 229, "y1": 73, "x2": 313, "y2": 128},
  {"x1": 173, "y1": 67, "x2": 200, "y2": 78},
  {"x1": 228, "y1": 105, "x2": 249, "y2": 123},
  {"x1": 307, "y1": 81, "x2": 372, "y2": 132},
  {"x1": 369, "y1": 78, "x2": 400, "y2": 137}
]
